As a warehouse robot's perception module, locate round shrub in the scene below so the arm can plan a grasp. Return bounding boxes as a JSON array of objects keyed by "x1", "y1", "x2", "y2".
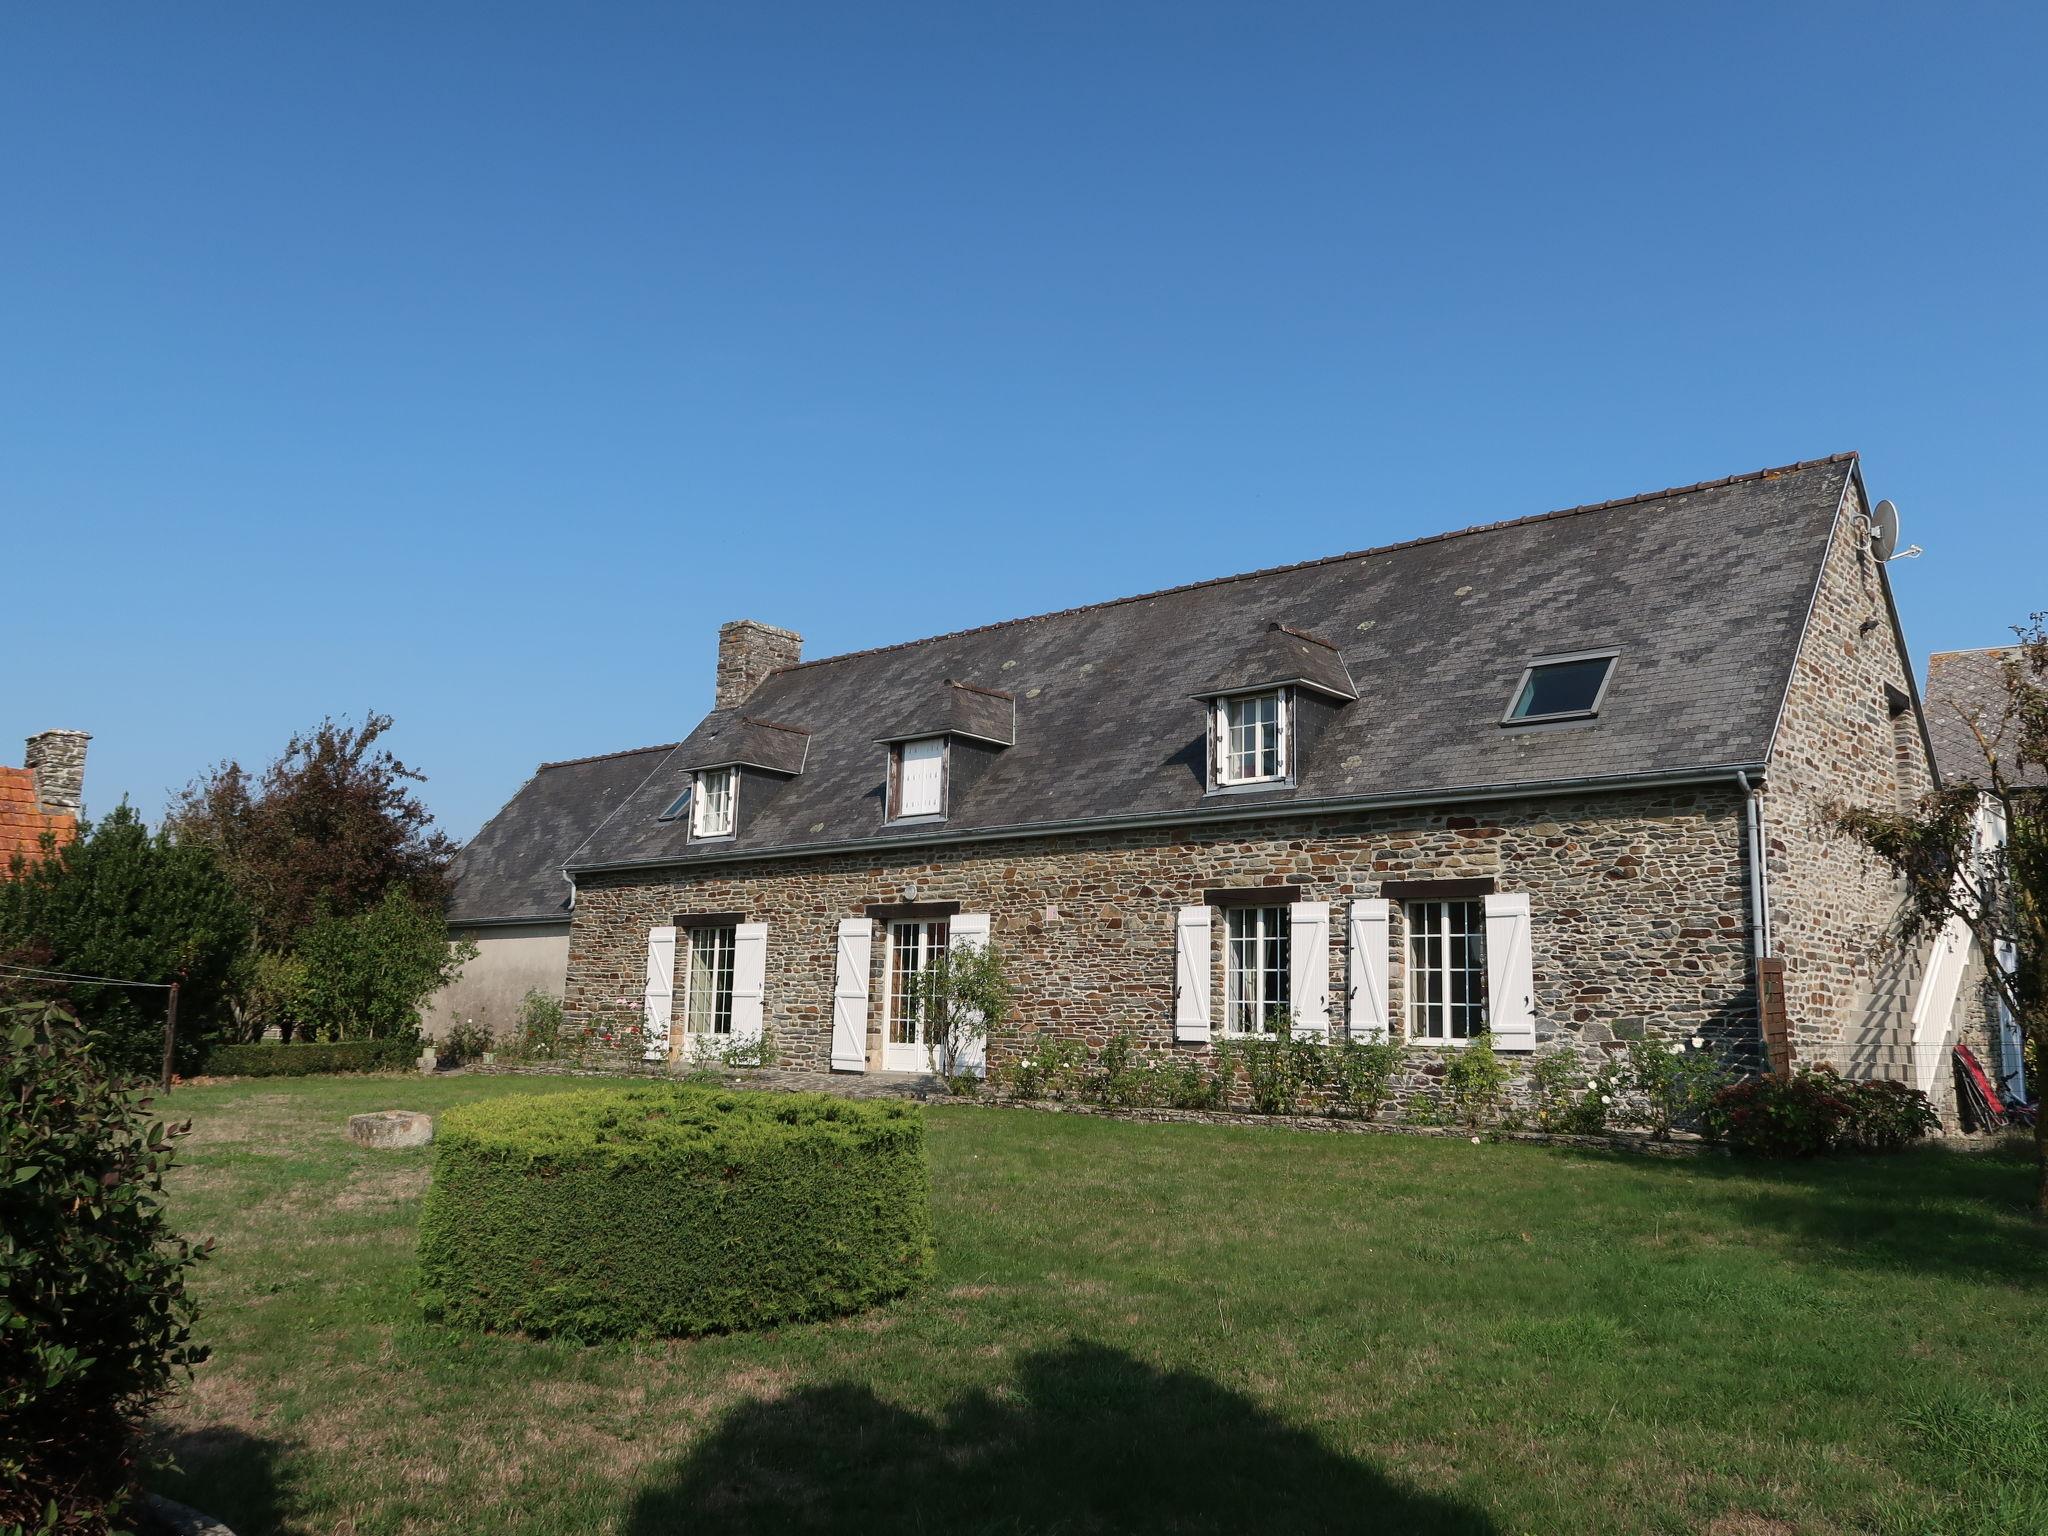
[{"x1": 415, "y1": 1085, "x2": 933, "y2": 1339}]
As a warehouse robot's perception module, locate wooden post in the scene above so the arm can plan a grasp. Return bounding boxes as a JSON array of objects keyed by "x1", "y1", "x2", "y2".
[
  {"x1": 1756, "y1": 957, "x2": 1792, "y2": 1078},
  {"x1": 160, "y1": 979, "x2": 181, "y2": 1091}
]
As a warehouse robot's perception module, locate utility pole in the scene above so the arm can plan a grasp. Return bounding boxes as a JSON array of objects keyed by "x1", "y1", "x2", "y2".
[{"x1": 160, "y1": 978, "x2": 181, "y2": 1090}]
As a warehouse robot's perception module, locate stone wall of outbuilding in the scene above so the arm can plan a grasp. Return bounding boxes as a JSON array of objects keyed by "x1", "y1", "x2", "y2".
[{"x1": 566, "y1": 784, "x2": 1759, "y2": 1089}]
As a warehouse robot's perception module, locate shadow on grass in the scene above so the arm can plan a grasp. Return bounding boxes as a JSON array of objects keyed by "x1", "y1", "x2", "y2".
[
  {"x1": 623, "y1": 1339, "x2": 1496, "y2": 1534},
  {"x1": 150, "y1": 1424, "x2": 296, "y2": 1536},
  {"x1": 1561, "y1": 1135, "x2": 2047, "y2": 1282}
]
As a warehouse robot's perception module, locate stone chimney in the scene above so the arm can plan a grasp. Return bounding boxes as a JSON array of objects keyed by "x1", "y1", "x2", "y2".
[
  {"x1": 715, "y1": 621, "x2": 802, "y2": 709},
  {"x1": 25, "y1": 729, "x2": 90, "y2": 819}
]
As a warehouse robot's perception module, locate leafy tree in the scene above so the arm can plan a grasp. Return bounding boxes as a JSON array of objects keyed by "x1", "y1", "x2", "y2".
[
  {"x1": 1835, "y1": 616, "x2": 2048, "y2": 1212},
  {"x1": 295, "y1": 888, "x2": 474, "y2": 1042},
  {"x1": 1, "y1": 999, "x2": 209, "y2": 1533},
  {"x1": 0, "y1": 806, "x2": 252, "y2": 1076},
  {"x1": 169, "y1": 712, "x2": 457, "y2": 952}
]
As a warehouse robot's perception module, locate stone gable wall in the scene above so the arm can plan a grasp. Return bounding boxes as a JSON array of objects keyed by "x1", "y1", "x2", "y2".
[
  {"x1": 1761, "y1": 477, "x2": 1938, "y2": 1067},
  {"x1": 567, "y1": 784, "x2": 1756, "y2": 1089}
]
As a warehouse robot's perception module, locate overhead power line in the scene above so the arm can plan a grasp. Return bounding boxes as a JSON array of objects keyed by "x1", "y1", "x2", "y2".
[{"x1": 0, "y1": 960, "x2": 175, "y2": 991}]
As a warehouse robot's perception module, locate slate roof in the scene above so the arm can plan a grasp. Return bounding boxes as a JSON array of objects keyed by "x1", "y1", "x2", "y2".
[
  {"x1": 0, "y1": 766, "x2": 74, "y2": 874},
  {"x1": 567, "y1": 454, "x2": 1858, "y2": 873},
  {"x1": 447, "y1": 744, "x2": 674, "y2": 923},
  {"x1": 876, "y1": 680, "x2": 1018, "y2": 746},
  {"x1": 1923, "y1": 648, "x2": 2048, "y2": 789},
  {"x1": 673, "y1": 713, "x2": 812, "y2": 775},
  {"x1": 1196, "y1": 623, "x2": 1358, "y2": 701}
]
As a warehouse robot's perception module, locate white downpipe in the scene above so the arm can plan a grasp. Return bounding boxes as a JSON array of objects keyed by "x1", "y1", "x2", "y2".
[{"x1": 1737, "y1": 772, "x2": 1770, "y2": 961}]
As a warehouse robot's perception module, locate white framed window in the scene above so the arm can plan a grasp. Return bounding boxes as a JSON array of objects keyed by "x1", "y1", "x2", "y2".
[
  {"x1": 691, "y1": 767, "x2": 736, "y2": 838},
  {"x1": 1215, "y1": 690, "x2": 1288, "y2": 785},
  {"x1": 892, "y1": 737, "x2": 947, "y2": 819},
  {"x1": 1224, "y1": 905, "x2": 1291, "y2": 1034},
  {"x1": 683, "y1": 924, "x2": 736, "y2": 1036},
  {"x1": 1406, "y1": 899, "x2": 1489, "y2": 1041},
  {"x1": 883, "y1": 918, "x2": 949, "y2": 1064}
]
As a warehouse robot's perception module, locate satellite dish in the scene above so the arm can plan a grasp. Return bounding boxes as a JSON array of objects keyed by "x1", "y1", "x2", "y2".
[{"x1": 1870, "y1": 499, "x2": 1900, "y2": 562}]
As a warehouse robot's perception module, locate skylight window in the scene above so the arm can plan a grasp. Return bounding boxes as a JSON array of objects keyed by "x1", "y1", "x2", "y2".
[
  {"x1": 658, "y1": 786, "x2": 693, "y2": 822},
  {"x1": 1503, "y1": 653, "x2": 1616, "y2": 724}
]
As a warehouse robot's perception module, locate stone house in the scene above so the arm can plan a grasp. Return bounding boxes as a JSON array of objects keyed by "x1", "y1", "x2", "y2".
[
  {"x1": 456, "y1": 454, "x2": 1944, "y2": 1093},
  {"x1": 0, "y1": 730, "x2": 90, "y2": 873}
]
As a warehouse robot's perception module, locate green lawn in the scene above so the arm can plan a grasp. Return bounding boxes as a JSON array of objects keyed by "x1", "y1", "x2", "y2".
[{"x1": 150, "y1": 1075, "x2": 2046, "y2": 1535}]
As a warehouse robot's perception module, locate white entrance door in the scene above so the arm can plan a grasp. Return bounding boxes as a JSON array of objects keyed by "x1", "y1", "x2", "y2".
[{"x1": 882, "y1": 918, "x2": 949, "y2": 1072}]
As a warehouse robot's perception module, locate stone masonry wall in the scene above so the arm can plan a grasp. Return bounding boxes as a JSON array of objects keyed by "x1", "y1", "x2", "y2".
[
  {"x1": 1762, "y1": 477, "x2": 1938, "y2": 1068},
  {"x1": 567, "y1": 784, "x2": 1757, "y2": 1088}
]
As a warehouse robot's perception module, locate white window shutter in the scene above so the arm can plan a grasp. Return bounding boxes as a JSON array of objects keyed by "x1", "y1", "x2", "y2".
[
  {"x1": 729, "y1": 922, "x2": 769, "y2": 1056},
  {"x1": 641, "y1": 925, "x2": 676, "y2": 1062},
  {"x1": 1484, "y1": 893, "x2": 1536, "y2": 1050},
  {"x1": 946, "y1": 912, "x2": 992, "y2": 1077},
  {"x1": 832, "y1": 917, "x2": 874, "y2": 1072},
  {"x1": 1174, "y1": 905, "x2": 1212, "y2": 1042},
  {"x1": 1347, "y1": 899, "x2": 1391, "y2": 1041},
  {"x1": 1289, "y1": 900, "x2": 1330, "y2": 1039},
  {"x1": 897, "y1": 738, "x2": 945, "y2": 817},
  {"x1": 1275, "y1": 689, "x2": 1291, "y2": 779}
]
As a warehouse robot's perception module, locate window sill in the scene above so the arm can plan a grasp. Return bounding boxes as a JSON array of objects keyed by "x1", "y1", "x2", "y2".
[
  {"x1": 1204, "y1": 778, "x2": 1296, "y2": 798},
  {"x1": 687, "y1": 833, "x2": 737, "y2": 845},
  {"x1": 884, "y1": 814, "x2": 948, "y2": 828}
]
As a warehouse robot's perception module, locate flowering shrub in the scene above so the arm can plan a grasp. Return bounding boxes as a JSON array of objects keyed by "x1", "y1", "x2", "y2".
[
  {"x1": 1702, "y1": 1068, "x2": 1854, "y2": 1156},
  {"x1": 1001, "y1": 1032, "x2": 1087, "y2": 1101},
  {"x1": 1704, "y1": 1066, "x2": 1941, "y2": 1156},
  {"x1": 1837, "y1": 1075, "x2": 1943, "y2": 1150},
  {"x1": 441, "y1": 1016, "x2": 494, "y2": 1066},
  {"x1": 1625, "y1": 1036, "x2": 1729, "y2": 1140}
]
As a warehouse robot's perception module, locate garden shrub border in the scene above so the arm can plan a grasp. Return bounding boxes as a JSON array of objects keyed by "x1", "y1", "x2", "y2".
[
  {"x1": 416, "y1": 1084, "x2": 933, "y2": 1340},
  {"x1": 204, "y1": 1039, "x2": 418, "y2": 1077}
]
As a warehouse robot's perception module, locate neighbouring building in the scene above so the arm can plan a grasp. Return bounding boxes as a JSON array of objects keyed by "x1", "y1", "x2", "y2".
[
  {"x1": 449, "y1": 455, "x2": 1951, "y2": 1104},
  {"x1": 1914, "y1": 646, "x2": 2044, "y2": 1118},
  {"x1": 421, "y1": 744, "x2": 675, "y2": 1041},
  {"x1": 1, "y1": 730, "x2": 89, "y2": 873}
]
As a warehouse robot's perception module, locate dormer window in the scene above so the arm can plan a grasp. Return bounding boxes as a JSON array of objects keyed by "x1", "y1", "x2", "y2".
[
  {"x1": 1502, "y1": 651, "x2": 1617, "y2": 725},
  {"x1": 692, "y1": 767, "x2": 736, "y2": 838},
  {"x1": 1215, "y1": 690, "x2": 1288, "y2": 785},
  {"x1": 889, "y1": 738, "x2": 947, "y2": 820}
]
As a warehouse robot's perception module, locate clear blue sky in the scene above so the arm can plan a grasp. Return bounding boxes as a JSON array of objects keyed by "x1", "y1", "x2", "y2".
[{"x1": 5, "y1": 4, "x2": 2043, "y2": 841}]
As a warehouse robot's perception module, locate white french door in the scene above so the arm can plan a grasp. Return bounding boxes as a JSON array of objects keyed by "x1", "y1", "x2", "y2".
[{"x1": 882, "y1": 918, "x2": 948, "y2": 1072}]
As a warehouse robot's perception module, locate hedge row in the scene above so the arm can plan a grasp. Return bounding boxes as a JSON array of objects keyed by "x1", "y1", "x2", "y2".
[
  {"x1": 204, "y1": 1039, "x2": 418, "y2": 1077},
  {"x1": 416, "y1": 1085, "x2": 933, "y2": 1339}
]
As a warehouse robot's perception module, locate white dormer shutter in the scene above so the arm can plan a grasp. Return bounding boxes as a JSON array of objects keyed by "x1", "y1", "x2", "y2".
[
  {"x1": 1274, "y1": 689, "x2": 1291, "y2": 780},
  {"x1": 1483, "y1": 893, "x2": 1536, "y2": 1050},
  {"x1": 729, "y1": 922, "x2": 768, "y2": 1057},
  {"x1": 947, "y1": 912, "x2": 992, "y2": 1077},
  {"x1": 832, "y1": 917, "x2": 874, "y2": 1072},
  {"x1": 1288, "y1": 900, "x2": 1329, "y2": 1038},
  {"x1": 1347, "y1": 899, "x2": 1390, "y2": 1041},
  {"x1": 1174, "y1": 905, "x2": 1212, "y2": 1042},
  {"x1": 641, "y1": 925, "x2": 676, "y2": 1062},
  {"x1": 897, "y1": 738, "x2": 945, "y2": 817}
]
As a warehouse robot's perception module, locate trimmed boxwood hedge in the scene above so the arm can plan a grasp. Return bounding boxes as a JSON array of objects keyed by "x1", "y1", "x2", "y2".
[
  {"x1": 415, "y1": 1085, "x2": 933, "y2": 1339},
  {"x1": 204, "y1": 1039, "x2": 417, "y2": 1077}
]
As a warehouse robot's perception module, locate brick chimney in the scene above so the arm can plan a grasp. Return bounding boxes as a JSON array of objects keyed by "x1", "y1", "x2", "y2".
[
  {"x1": 25, "y1": 729, "x2": 90, "y2": 819},
  {"x1": 715, "y1": 621, "x2": 802, "y2": 709}
]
